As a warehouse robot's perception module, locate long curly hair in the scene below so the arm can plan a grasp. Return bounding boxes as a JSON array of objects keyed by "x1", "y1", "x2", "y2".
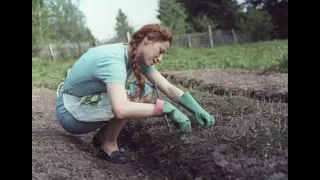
[{"x1": 129, "y1": 24, "x2": 172, "y2": 98}]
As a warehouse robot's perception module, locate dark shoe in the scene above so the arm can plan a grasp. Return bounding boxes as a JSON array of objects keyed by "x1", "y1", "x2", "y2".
[
  {"x1": 92, "y1": 134, "x2": 102, "y2": 148},
  {"x1": 97, "y1": 149, "x2": 129, "y2": 164}
]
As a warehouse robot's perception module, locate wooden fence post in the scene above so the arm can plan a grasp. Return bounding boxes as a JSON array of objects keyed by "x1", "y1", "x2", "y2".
[
  {"x1": 208, "y1": 25, "x2": 214, "y2": 47},
  {"x1": 231, "y1": 29, "x2": 238, "y2": 44},
  {"x1": 49, "y1": 44, "x2": 55, "y2": 61},
  {"x1": 188, "y1": 35, "x2": 192, "y2": 49},
  {"x1": 126, "y1": 32, "x2": 131, "y2": 42}
]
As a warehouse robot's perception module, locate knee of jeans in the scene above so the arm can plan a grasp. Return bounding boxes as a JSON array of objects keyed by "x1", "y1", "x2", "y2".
[
  {"x1": 59, "y1": 118, "x2": 104, "y2": 135},
  {"x1": 62, "y1": 126, "x2": 83, "y2": 135}
]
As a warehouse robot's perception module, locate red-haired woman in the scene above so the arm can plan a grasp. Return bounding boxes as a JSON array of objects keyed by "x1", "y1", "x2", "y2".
[{"x1": 56, "y1": 24, "x2": 215, "y2": 164}]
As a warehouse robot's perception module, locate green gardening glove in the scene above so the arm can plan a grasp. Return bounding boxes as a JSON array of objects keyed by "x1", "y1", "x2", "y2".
[
  {"x1": 178, "y1": 92, "x2": 215, "y2": 128},
  {"x1": 154, "y1": 99, "x2": 192, "y2": 133}
]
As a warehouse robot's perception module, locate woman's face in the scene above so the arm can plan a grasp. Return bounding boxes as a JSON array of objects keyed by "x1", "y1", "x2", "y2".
[{"x1": 136, "y1": 38, "x2": 170, "y2": 66}]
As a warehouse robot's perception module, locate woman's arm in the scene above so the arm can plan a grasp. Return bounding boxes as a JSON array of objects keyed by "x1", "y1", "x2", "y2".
[
  {"x1": 106, "y1": 82, "x2": 192, "y2": 132},
  {"x1": 107, "y1": 82, "x2": 156, "y2": 119},
  {"x1": 144, "y1": 70, "x2": 215, "y2": 128},
  {"x1": 144, "y1": 70, "x2": 184, "y2": 102}
]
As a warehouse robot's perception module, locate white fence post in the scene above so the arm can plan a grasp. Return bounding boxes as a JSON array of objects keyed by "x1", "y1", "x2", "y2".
[
  {"x1": 126, "y1": 32, "x2": 131, "y2": 42},
  {"x1": 188, "y1": 35, "x2": 192, "y2": 49},
  {"x1": 49, "y1": 44, "x2": 55, "y2": 61},
  {"x1": 231, "y1": 29, "x2": 238, "y2": 44},
  {"x1": 208, "y1": 25, "x2": 214, "y2": 48}
]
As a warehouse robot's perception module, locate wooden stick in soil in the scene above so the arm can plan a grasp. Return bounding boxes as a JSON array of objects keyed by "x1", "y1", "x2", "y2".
[{"x1": 153, "y1": 84, "x2": 172, "y2": 134}]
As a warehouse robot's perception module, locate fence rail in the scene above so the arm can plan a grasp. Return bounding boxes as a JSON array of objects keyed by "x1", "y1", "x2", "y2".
[
  {"x1": 33, "y1": 42, "x2": 92, "y2": 60},
  {"x1": 32, "y1": 26, "x2": 250, "y2": 60}
]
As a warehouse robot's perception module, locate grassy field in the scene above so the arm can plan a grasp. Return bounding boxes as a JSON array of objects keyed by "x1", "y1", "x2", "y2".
[
  {"x1": 32, "y1": 59, "x2": 75, "y2": 89},
  {"x1": 32, "y1": 39, "x2": 288, "y2": 89},
  {"x1": 160, "y1": 39, "x2": 287, "y2": 71}
]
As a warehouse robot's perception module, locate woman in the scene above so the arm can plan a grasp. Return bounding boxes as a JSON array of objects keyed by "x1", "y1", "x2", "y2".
[{"x1": 56, "y1": 24, "x2": 215, "y2": 164}]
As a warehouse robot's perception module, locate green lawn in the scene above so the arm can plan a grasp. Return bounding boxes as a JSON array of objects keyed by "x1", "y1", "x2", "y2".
[
  {"x1": 32, "y1": 59, "x2": 75, "y2": 89},
  {"x1": 157, "y1": 39, "x2": 287, "y2": 71},
  {"x1": 32, "y1": 39, "x2": 288, "y2": 90}
]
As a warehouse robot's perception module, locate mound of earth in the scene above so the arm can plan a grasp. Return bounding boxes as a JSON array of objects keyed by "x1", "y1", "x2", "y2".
[
  {"x1": 32, "y1": 84, "x2": 288, "y2": 180},
  {"x1": 161, "y1": 68, "x2": 288, "y2": 103},
  {"x1": 119, "y1": 89, "x2": 288, "y2": 180}
]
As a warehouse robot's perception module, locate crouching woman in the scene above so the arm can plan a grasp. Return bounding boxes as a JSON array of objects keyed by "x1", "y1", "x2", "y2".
[{"x1": 56, "y1": 24, "x2": 215, "y2": 164}]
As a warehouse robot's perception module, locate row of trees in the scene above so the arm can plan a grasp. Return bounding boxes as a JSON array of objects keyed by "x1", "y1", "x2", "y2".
[
  {"x1": 32, "y1": 0, "x2": 96, "y2": 50},
  {"x1": 114, "y1": 0, "x2": 288, "y2": 43},
  {"x1": 32, "y1": 0, "x2": 288, "y2": 47}
]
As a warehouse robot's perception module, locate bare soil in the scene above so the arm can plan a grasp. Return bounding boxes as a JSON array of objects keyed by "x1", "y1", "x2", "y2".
[
  {"x1": 32, "y1": 87, "x2": 151, "y2": 180},
  {"x1": 32, "y1": 68, "x2": 288, "y2": 180},
  {"x1": 161, "y1": 68, "x2": 288, "y2": 103}
]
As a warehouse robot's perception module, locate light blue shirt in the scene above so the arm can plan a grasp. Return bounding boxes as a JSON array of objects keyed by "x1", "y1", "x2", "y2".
[{"x1": 63, "y1": 43, "x2": 156, "y2": 97}]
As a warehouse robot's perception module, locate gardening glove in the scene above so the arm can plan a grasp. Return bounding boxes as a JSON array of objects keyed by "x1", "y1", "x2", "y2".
[
  {"x1": 129, "y1": 81, "x2": 155, "y2": 98},
  {"x1": 178, "y1": 92, "x2": 215, "y2": 128},
  {"x1": 153, "y1": 99, "x2": 192, "y2": 133}
]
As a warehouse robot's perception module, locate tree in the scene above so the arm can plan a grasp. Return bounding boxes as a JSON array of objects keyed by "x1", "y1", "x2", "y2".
[
  {"x1": 189, "y1": 14, "x2": 217, "y2": 32},
  {"x1": 32, "y1": 0, "x2": 96, "y2": 45},
  {"x1": 45, "y1": 0, "x2": 95, "y2": 43},
  {"x1": 176, "y1": 0, "x2": 241, "y2": 31},
  {"x1": 237, "y1": 8, "x2": 274, "y2": 41},
  {"x1": 244, "y1": 0, "x2": 288, "y2": 39},
  {"x1": 32, "y1": 0, "x2": 51, "y2": 54},
  {"x1": 156, "y1": 0, "x2": 188, "y2": 35},
  {"x1": 114, "y1": 9, "x2": 134, "y2": 42}
]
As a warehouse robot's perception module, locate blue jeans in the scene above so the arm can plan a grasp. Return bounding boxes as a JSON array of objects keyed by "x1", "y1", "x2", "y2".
[
  {"x1": 55, "y1": 80, "x2": 155, "y2": 134},
  {"x1": 56, "y1": 93, "x2": 107, "y2": 134}
]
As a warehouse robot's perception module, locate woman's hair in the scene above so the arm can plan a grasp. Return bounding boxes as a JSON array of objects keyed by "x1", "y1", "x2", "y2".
[{"x1": 129, "y1": 24, "x2": 172, "y2": 98}]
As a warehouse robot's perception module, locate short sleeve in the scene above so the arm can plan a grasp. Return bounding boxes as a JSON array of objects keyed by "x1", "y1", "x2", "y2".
[{"x1": 94, "y1": 55, "x2": 127, "y2": 87}]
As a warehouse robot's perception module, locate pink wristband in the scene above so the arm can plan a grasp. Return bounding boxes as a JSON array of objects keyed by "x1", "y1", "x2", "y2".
[{"x1": 153, "y1": 99, "x2": 165, "y2": 116}]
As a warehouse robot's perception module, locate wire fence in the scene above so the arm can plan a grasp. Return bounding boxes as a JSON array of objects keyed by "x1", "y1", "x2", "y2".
[{"x1": 32, "y1": 26, "x2": 251, "y2": 60}]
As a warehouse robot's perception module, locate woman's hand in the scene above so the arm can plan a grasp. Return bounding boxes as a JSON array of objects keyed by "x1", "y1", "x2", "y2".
[
  {"x1": 154, "y1": 99, "x2": 191, "y2": 133},
  {"x1": 143, "y1": 70, "x2": 215, "y2": 128},
  {"x1": 106, "y1": 82, "x2": 192, "y2": 134},
  {"x1": 178, "y1": 92, "x2": 215, "y2": 128},
  {"x1": 191, "y1": 108, "x2": 215, "y2": 128}
]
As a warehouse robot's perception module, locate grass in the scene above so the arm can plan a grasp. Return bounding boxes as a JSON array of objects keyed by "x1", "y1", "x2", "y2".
[
  {"x1": 32, "y1": 58, "x2": 75, "y2": 89},
  {"x1": 32, "y1": 40, "x2": 288, "y2": 89},
  {"x1": 157, "y1": 39, "x2": 288, "y2": 71}
]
